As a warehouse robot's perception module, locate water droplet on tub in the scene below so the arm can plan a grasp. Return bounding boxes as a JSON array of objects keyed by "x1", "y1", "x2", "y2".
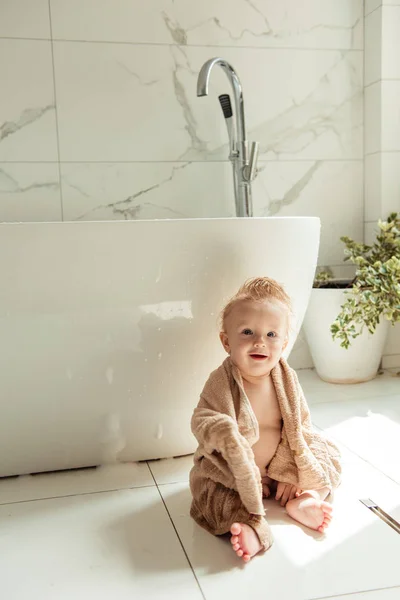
[
  {"x1": 157, "y1": 327, "x2": 161, "y2": 332},
  {"x1": 144, "y1": 358, "x2": 148, "y2": 362},
  {"x1": 156, "y1": 424, "x2": 163, "y2": 439},
  {"x1": 158, "y1": 352, "x2": 162, "y2": 359}
]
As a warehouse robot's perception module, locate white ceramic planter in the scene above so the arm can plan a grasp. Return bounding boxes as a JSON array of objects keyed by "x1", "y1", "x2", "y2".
[{"x1": 303, "y1": 288, "x2": 390, "y2": 384}]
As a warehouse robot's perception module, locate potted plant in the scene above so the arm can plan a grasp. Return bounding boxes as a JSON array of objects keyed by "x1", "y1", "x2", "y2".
[{"x1": 303, "y1": 213, "x2": 400, "y2": 383}]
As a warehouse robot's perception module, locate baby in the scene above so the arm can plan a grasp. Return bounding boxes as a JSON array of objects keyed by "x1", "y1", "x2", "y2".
[{"x1": 190, "y1": 277, "x2": 341, "y2": 562}]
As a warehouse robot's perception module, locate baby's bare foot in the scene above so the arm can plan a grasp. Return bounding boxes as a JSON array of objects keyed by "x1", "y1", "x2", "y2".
[
  {"x1": 230, "y1": 523, "x2": 262, "y2": 562},
  {"x1": 286, "y1": 491, "x2": 333, "y2": 533}
]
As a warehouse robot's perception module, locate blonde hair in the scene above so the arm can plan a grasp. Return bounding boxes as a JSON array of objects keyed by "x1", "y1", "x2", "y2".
[{"x1": 220, "y1": 276, "x2": 292, "y2": 332}]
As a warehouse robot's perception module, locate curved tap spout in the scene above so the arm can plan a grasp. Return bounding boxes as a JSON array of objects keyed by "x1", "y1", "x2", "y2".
[
  {"x1": 197, "y1": 57, "x2": 257, "y2": 217},
  {"x1": 196, "y1": 57, "x2": 246, "y2": 143}
]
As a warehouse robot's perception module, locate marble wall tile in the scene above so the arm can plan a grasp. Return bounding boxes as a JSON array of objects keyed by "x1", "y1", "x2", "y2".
[
  {"x1": 364, "y1": 220, "x2": 379, "y2": 245},
  {"x1": 382, "y1": 6, "x2": 400, "y2": 79},
  {"x1": 365, "y1": 5, "x2": 400, "y2": 83},
  {"x1": 364, "y1": 0, "x2": 400, "y2": 13},
  {"x1": 253, "y1": 160, "x2": 363, "y2": 266},
  {"x1": 384, "y1": 325, "x2": 400, "y2": 357},
  {"x1": 364, "y1": 82, "x2": 381, "y2": 155},
  {"x1": 60, "y1": 162, "x2": 234, "y2": 221},
  {"x1": 0, "y1": 40, "x2": 58, "y2": 161},
  {"x1": 0, "y1": 0, "x2": 50, "y2": 39},
  {"x1": 53, "y1": 42, "x2": 362, "y2": 162},
  {"x1": 380, "y1": 153, "x2": 400, "y2": 215},
  {"x1": 380, "y1": 81, "x2": 400, "y2": 151},
  {"x1": 364, "y1": 153, "x2": 382, "y2": 221},
  {"x1": 365, "y1": 152, "x2": 400, "y2": 221},
  {"x1": 365, "y1": 0, "x2": 382, "y2": 14},
  {"x1": 50, "y1": 0, "x2": 363, "y2": 50},
  {"x1": 382, "y1": 354, "x2": 400, "y2": 369},
  {"x1": 0, "y1": 163, "x2": 61, "y2": 222},
  {"x1": 53, "y1": 42, "x2": 190, "y2": 162},
  {"x1": 364, "y1": 8, "x2": 381, "y2": 86}
]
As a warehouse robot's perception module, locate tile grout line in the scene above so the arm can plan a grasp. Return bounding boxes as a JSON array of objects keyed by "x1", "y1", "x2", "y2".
[
  {"x1": 0, "y1": 159, "x2": 365, "y2": 164},
  {"x1": 0, "y1": 36, "x2": 364, "y2": 52},
  {"x1": 146, "y1": 462, "x2": 206, "y2": 600},
  {"x1": 310, "y1": 583, "x2": 400, "y2": 600},
  {"x1": 0, "y1": 475, "x2": 191, "y2": 507},
  {"x1": 0, "y1": 481, "x2": 159, "y2": 506},
  {"x1": 47, "y1": 0, "x2": 64, "y2": 220}
]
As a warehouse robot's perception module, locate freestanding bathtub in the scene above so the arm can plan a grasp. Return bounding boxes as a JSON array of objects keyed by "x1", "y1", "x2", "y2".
[{"x1": 0, "y1": 217, "x2": 320, "y2": 477}]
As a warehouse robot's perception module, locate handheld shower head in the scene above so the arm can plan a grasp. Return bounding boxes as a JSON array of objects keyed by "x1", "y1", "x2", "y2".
[{"x1": 196, "y1": 57, "x2": 245, "y2": 142}]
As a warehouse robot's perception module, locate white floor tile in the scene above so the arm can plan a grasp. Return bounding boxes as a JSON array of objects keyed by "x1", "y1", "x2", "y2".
[
  {"x1": 161, "y1": 474, "x2": 400, "y2": 600},
  {"x1": 3, "y1": 366, "x2": 400, "y2": 600},
  {"x1": 0, "y1": 486, "x2": 203, "y2": 600},
  {"x1": 309, "y1": 394, "x2": 400, "y2": 484},
  {"x1": 322, "y1": 588, "x2": 400, "y2": 599},
  {"x1": 148, "y1": 455, "x2": 193, "y2": 485},
  {"x1": 297, "y1": 369, "x2": 400, "y2": 405},
  {"x1": 0, "y1": 462, "x2": 153, "y2": 505}
]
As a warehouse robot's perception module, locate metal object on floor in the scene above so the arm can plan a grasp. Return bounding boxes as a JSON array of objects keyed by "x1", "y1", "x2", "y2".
[{"x1": 360, "y1": 498, "x2": 400, "y2": 534}]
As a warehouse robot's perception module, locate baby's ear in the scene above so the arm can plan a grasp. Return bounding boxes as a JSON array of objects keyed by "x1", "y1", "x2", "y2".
[{"x1": 219, "y1": 331, "x2": 230, "y2": 353}]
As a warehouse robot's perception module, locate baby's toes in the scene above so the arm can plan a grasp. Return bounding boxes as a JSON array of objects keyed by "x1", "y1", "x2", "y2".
[
  {"x1": 230, "y1": 523, "x2": 241, "y2": 536},
  {"x1": 232, "y1": 543, "x2": 240, "y2": 551},
  {"x1": 230, "y1": 535, "x2": 239, "y2": 546},
  {"x1": 319, "y1": 516, "x2": 332, "y2": 532},
  {"x1": 236, "y1": 549, "x2": 244, "y2": 558}
]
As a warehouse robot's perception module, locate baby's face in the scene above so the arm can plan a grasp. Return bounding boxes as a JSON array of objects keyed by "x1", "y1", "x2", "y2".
[{"x1": 220, "y1": 299, "x2": 289, "y2": 382}]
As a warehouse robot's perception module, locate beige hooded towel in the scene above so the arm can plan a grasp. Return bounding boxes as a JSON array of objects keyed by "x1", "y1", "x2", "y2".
[{"x1": 189, "y1": 356, "x2": 341, "y2": 551}]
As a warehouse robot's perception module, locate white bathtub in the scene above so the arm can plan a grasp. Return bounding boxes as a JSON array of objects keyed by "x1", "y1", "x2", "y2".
[{"x1": 0, "y1": 217, "x2": 320, "y2": 477}]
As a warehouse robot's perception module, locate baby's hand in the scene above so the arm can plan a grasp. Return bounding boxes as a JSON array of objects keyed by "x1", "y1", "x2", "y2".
[
  {"x1": 275, "y1": 482, "x2": 302, "y2": 506},
  {"x1": 261, "y1": 475, "x2": 272, "y2": 498}
]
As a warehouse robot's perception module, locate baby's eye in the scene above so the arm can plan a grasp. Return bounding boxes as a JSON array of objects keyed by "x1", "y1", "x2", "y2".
[
  {"x1": 242, "y1": 328, "x2": 253, "y2": 335},
  {"x1": 267, "y1": 331, "x2": 277, "y2": 338}
]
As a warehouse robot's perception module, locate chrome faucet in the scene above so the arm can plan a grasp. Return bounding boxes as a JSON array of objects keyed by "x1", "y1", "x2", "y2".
[{"x1": 197, "y1": 57, "x2": 259, "y2": 218}]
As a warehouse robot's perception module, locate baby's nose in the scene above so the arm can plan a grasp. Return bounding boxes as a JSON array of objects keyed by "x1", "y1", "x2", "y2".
[{"x1": 254, "y1": 337, "x2": 266, "y2": 346}]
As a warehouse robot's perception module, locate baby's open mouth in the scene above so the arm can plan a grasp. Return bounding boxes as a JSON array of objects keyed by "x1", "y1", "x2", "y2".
[{"x1": 249, "y1": 354, "x2": 267, "y2": 360}]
